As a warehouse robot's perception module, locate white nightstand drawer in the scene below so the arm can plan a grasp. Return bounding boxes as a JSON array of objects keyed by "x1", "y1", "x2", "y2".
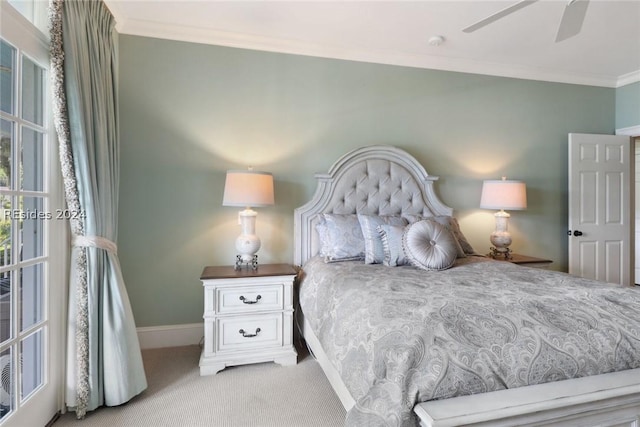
[
  {"x1": 217, "y1": 284, "x2": 283, "y2": 314},
  {"x1": 200, "y1": 264, "x2": 297, "y2": 375},
  {"x1": 217, "y1": 313, "x2": 282, "y2": 351}
]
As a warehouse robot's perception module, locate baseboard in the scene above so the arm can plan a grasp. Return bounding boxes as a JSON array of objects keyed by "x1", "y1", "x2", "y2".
[{"x1": 137, "y1": 322, "x2": 204, "y2": 349}]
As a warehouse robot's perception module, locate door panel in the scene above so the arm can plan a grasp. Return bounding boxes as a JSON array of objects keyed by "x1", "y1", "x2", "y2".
[
  {"x1": 605, "y1": 241, "x2": 622, "y2": 284},
  {"x1": 579, "y1": 241, "x2": 598, "y2": 279},
  {"x1": 568, "y1": 133, "x2": 632, "y2": 285},
  {"x1": 1, "y1": 3, "x2": 66, "y2": 426},
  {"x1": 605, "y1": 172, "x2": 623, "y2": 223},
  {"x1": 580, "y1": 172, "x2": 597, "y2": 223}
]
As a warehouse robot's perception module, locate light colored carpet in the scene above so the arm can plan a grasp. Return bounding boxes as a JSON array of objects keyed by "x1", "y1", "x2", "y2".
[{"x1": 53, "y1": 345, "x2": 346, "y2": 427}]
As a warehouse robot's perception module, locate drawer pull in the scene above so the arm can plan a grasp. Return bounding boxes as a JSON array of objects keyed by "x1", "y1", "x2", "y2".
[
  {"x1": 239, "y1": 295, "x2": 262, "y2": 304},
  {"x1": 238, "y1": 328, "x2": 261, "y2": 338}
]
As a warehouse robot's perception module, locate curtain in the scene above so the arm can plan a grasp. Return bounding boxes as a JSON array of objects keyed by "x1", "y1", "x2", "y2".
[{"x1": 49, "y1": 0, "x2": 147, "y2": 418}]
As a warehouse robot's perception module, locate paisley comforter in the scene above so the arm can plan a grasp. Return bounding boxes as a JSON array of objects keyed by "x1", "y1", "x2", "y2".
[{"x1": 298, "y1": 256, "x2": 640, "y2": 427}]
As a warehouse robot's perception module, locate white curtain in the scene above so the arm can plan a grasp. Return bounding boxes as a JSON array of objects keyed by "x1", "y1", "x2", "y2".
[{"x1": 49, "y1": 0, "x2": 147, "y2": 418}]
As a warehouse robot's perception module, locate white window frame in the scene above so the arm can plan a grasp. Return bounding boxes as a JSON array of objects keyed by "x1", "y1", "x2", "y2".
[{"x1": 0, "y1": 2, "x2": 67, "y2": 426}]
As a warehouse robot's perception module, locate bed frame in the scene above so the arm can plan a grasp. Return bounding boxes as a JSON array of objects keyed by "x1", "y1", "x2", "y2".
[{"x1": 293, "y1": 145, "x2": 640, "y2": 427}]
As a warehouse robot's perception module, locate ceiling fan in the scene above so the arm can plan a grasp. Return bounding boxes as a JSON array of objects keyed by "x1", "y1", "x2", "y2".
[{"x1": 463, "y1": 0, "x2": 590, "y2": 42}]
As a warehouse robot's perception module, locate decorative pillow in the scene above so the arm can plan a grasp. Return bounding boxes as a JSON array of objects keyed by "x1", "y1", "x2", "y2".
[
  {"x1": 402, "y1": 220, "x2": 458, "y2": 271},
  {"x1": 403, "y1": 214, "x2": 472, "y2": 257},
  {"x1": 318, "y1": 213, "x2": 365, "y2": 262},
  {"x1": 377, "y1": 224, "x2": 409, "y2": 267},
  {"x1": 315, "y1": 219, "x2": 329, "y2": 258},
  {"x1": 358, "y1": 214, "x2": 408, "y2": 264},
  {"x1": 446, "y1": 216, "x2": 476, "y2": 255}
]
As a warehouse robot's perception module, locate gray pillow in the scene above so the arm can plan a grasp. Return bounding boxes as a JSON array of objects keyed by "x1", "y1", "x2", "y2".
[
  {"x1": 377, "y1": 224, "x2": 409, "y2": 267},
  {"x1": 315, "y1": 220, "x2": 329, "y2": 258},
  {"x1": 358, "y1": 214, "x2": 407, "y2": 264},
  {"x1": 446, "y1": 216, "x2": 476, "y2": 255},
  {"x1": 403, "y1": 214, "x2": 472, "y2": 257},
  {"x1": 317, "y1": 213, "x2": 365, "y2": 262},
  {"x1": 402, "y1": 220, "x2": 458, "y2": 271}
]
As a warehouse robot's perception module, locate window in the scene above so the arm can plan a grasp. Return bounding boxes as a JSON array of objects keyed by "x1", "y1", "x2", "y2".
[
  {"x1": 0, "y1": 2, "x2": 65, "y2": 425},
  {"x1": 0, "y1": 35, "x2": 48, "y2": 422},
  {"x1": 6, "y1": 0, "x2": 48, "y2": 36}
]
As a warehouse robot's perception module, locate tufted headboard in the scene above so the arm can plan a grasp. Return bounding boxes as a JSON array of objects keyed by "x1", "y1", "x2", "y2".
[{"x1": 293, "y1": 145, "x2": 453, "y2": 266}]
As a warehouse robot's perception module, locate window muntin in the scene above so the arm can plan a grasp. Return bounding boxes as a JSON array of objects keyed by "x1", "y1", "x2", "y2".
[{"x1": 0, "y1": 34, "x2": 49, "y2": 422}]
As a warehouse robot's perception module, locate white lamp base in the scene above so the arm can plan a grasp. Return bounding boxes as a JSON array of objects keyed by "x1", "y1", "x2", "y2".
[
  {"x1": 235, "y1": 254, "x2": 258, "y2": 270},
  {"x1": 488, "y1": 210, "x2": 513, "y2": 260},
  {"x1": 234, "y1": 209, "x2": 261, "y2": 270}
]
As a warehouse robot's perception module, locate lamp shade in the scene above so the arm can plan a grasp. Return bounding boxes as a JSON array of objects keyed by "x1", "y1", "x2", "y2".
[
  {"x1": 480, "y1": 179, "x2": 527, "y2": 210},
  {"x1": 223, "y1": 170, "x2": 274, "y2": 207}
]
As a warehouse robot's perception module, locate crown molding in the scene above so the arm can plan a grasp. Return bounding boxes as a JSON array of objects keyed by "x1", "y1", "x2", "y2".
[
  {"x1": 114, "y1": 16, "x2": 631, "y2": 89},
  {"x1": 617, "y1": 70, "x2": 640, "y2": 88},
  {"x1": 616, "y1": 125, "x2": 640, "y2": 137}
]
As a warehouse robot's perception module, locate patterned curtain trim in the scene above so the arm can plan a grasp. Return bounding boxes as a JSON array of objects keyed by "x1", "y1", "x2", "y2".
[{"x1": 48, "y1": 0, "x2": 90, "y2": 418}]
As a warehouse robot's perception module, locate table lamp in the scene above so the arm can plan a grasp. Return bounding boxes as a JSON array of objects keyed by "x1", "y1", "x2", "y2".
[
  {"x1": 480, "y1": 176, "x2": 527, "y2": 259},
  {"x1": 223, "y1": 169, "x2": 274, "y2": 269}
]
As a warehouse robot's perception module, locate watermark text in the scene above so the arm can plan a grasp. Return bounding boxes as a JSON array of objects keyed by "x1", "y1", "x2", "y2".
[{"x1": 2, "y1": 209, "x2": 86, "y2": 220}]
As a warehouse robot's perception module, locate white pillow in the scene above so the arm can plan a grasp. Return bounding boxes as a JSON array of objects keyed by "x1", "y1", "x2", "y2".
[
  {"x1": 403, "y1": 214, "x2": 472, "y2": 257},
  {"x1": 402, "y1": 220, "x2": 458, "y2": 271},
  {"x1": 315, "y1": 220, "x2": 329, "y2": 258},
  {"x1": 317, "y1": 213, "x2": 365, "y2": 262},
  {"x1": 444, "y1": 216, "x2": 475, "y2": 255},
  {"x1": 377, "y1": 224, "x2": 409, "y2": 267},
  {"x1": 358, "y1": 214, "x2": 407, "y2": 264}
]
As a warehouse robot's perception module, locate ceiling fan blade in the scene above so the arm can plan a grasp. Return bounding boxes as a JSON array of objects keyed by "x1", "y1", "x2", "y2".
[
  {"x1": 463, "y1": 0, "x2": 539, "y2": 33},
  {"x1": 556, "y1": 0, "x2": 590, "y2": 42}
]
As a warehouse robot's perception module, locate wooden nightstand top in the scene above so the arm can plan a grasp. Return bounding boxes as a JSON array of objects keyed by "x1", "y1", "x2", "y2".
[
  {"x1": 201, "y1": 263, "x2": 296, "y2": 280},
  {"x1": 490, "y1": 253, "x2": 552, "y2": 265}
]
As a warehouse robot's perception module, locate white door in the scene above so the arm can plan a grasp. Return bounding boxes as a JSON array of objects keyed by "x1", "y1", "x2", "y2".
[
  {"x1": 568, "y1": 133, "x2": 633, "y2": 285},
  {"x1": 635, "y1": 138, "x2": 640, "y2": 284},
  {"x1": 1, "y1": 3, "x2": 67, "y2": 427}
]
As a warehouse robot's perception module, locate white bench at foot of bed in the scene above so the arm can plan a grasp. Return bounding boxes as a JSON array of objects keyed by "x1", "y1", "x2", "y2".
[{"x1": 415, "y1": 369, "x2": 640, "y2": 427}]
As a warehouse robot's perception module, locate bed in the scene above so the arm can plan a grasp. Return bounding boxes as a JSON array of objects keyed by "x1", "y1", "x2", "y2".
[{"x1": 293, "y1": 145, "x2": 640, "y2": 427}]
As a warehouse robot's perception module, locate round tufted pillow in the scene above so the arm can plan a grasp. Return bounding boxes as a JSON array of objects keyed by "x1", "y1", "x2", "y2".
[{"x1": 402, "y1": 220, "x2": 458, "y2": 271}]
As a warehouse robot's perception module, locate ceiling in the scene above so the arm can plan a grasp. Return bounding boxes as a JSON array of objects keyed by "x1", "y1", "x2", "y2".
[{"x1": 104, "y1": 0, "x2": 640, "y2": 88}]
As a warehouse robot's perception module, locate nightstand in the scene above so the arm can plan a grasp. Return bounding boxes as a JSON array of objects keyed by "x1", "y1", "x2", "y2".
[
  {"x1": 199, "y1": 264, "x2": 298, "y2": 376},
  {"x1": 492, "y1": 253, "x2": 553, "y2": 269}
]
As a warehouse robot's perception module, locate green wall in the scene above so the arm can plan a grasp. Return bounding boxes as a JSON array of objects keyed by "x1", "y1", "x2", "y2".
[
  {"x1": 616, "y1": 82, "x2": 640, "y2": 129},
  {"x1": 118, "y1": 35, "x2": 615, "y2": 327}
]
